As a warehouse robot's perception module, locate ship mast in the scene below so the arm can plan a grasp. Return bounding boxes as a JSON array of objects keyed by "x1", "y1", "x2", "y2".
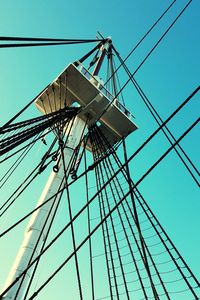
[{"x1": 1, "y1": 37, "x2": 137, "y2": 300}]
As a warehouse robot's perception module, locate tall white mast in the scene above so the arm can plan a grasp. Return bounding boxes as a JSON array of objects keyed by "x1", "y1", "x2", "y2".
[
  {"x1": 1, "y1": 38, "x2": 137, "y2": 299},
  {"x1": 1, "y1": 117, "x2": 87, "y2": 300}
]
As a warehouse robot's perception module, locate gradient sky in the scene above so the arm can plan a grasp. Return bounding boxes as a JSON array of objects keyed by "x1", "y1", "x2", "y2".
[{"x1": 0, "y1": 0, "x2": 199, "y2": 299}]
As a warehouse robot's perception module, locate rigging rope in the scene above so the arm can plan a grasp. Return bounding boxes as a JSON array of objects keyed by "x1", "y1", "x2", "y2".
[
  {"x1": 15, "y1": 116, "x2": 84, "y2": 299},
  {"x1": 96, "y1": 0, "x2": 193, "y2": 124},
  {"x1": 93, "y1": 126, "x2": 170, "y2": 299},
  {"x1": 0, "y1": 137, "x2": 36, "y2": 189},
  {"x1": 92, "y1": 130, "x2": 148, "y2": 299},
  {"x1": 1, "y1": 113, "x2": 198, "y2": 300},
  {"x1": 96, "y1": 0, "x2": 177, "y2": 89},
  {"x1": 83, "y1": 148, "x2": 95, "y2": 300},
  {"x1": 0, "y1": 2, "x2": 197, "y2": 296},
  {"x1": 60, "y1": 132, "x2": 84, "y2": 300},
  {"x1": 1, "y1": 86, "x2": 198, "y2": 238},
  {"x1": 0, "y1": 39, "x2": 103, "y2": 49},
  {"x1": 112, "y1": 45, "x2": 200, "y2": 187},
  {"x1": 26, "y1": 118, "x2": 199, "y2": 300},
  {"x1": 91, "y1": 133, "x2": 120, "y2": 299},
  {"x1": 0, "y1": 107, "x2": 80, "y2": 156},
  {"x1": 0, "y1": 36, "x2": 103, "y2": 42},
  {"x1": 0, "y1": 136, "x2": 56, "y2": 217},
  {"x1": 0, "y1": 40, "x2": 104, "y2": 131}
]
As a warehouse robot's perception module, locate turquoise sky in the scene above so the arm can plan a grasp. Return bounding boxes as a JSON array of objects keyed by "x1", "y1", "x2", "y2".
[{"x1": 0, "y1": 0, "x2": 199, "y2": 299}]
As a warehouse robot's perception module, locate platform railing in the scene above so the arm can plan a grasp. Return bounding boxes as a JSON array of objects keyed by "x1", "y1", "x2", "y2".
[{"x1": 75, "y1": 62, "x2": 135, "y2": 120}]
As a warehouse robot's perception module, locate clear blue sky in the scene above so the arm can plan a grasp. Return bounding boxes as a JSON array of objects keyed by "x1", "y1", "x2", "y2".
[{"x1": 0, "y1": 0, "x2": 199, "y2": 299}]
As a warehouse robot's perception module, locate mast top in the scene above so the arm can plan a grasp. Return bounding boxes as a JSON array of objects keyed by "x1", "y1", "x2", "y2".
[{"x1": 35, "y1": 62, "x2": 138, "y2": 149}]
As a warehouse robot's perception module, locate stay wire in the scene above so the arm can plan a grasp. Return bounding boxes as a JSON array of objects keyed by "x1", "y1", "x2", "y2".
[
  {"x1": 15, "y1": 177, "x2": 66, "y2": 300},
  {"x1": 0, "y1": 1, "x2": 183, "y2": 147},
  {"x1": 117, "y1": 124, "x2": 200, "y2": 298},
  {"x1": 0, "y1": 134, "x2": 91, "y2": 235},
  {"x1": 96, "y1": 0, "x2": 177, "y2": 90},
  {"x1": 0, "y1": 117, "x2": 70, "y2": 217},
  {"x1": 0, "y1": 107, "x2": 67, "y2": 133},
  {"x1": 0, "y1": 87, "x2": 197, "y2": 239},
  {"x1": 95, "y1": 129, "x2": 168, "y2": 297},
  {"x1": 23, "y1": 122, "x2": 85, "y2": 298},
  {"x1": 93, "y1": 127, "x2": 168, "y2": 299},
  {"x1": 83, "y1": 146, "x2": 95, "y2": 300},
  {"x1": 108, "y1": 47, "x2": 118, "y2": 98},
  {"x1": 22, "y1": 183, "x2": 65, "y2": 300},
  {"x1": 0, "y1": 36, "x2": 103, "y2": 42},
  {"x1": 90, "y1": 133, "x2": 116, "y2": 299},
  {"x1": 111, "y1": 53, "x2": 126, "y2": 106},
  {"x1": 95, "y1": 159, "x2": 130, "y2": 300},
  {"x1": 0, "y1": 40, "x2": 102, "y2": 49},
  {"x1": 0, "y1": 107, "x2": 77, "y2": 143},
  {"x1": 95, "y1": 165, "x2": 118, "y2": 299},
  {"x1": 0, "y1": 136, "x2": 36, "y2": 189},
  {"x1": 0, "y1": 117, "x2": 51, "y2": 154},
  {"x1": 68, "y1": 117, "x2": 89, "y2": 177},
  {"x1": 18, "y1": 118, "x2": 82, "y2": 299},
  {"x1": 120, "y1": 141, "x2": 160, "y2": 298},
  {"x1": 112, "y1": 45, "x2": 200, "y2": 186},
  {"x1": 0, "y1": 127, "x2": 55, "y2": 163},
  {"x1": 60, "y1": 145, "x2": 84, "y2": 300},
  {"x1": 97, "y1": 156, "x2": 132, "y2": 298},
  {"x1": 0, "y1": 41, "x2": 103, "y2": 132},
  {"x1": 106, "y1": 56, "x2": 111, "y2": 92},
  {"x1": 103, "y1": 126, "x2": 200, "y2": 291},
  {"x1": 96, "y1": 0, "x2": 193, "y2": 124},
  {"x1": 0, "y1": 108, "x2": 79, "y2": 159},
  {"x1": 1, "y1": 117, "x2": 198, "y2": 300},
  {"x1": 133, "y1": 188, "x2": 200, "y2": 289},
  {"x1": 74, "y1": 41, "x2": 105, "y2": 65},
  {"x1": 91, "y1": 130, "x2": 147, "y2": 299},
  {"x1": 0, "y1": 84, "x2": 52, "y2": 131},
  {"x1": 0, "y1": 135, "x2": 57, "y2": 217},
  {"x1": 91, "y1": 129, "x2": 144, "y2": 275},
  {"x1": 26, "y1": 118, "x2": 199, "y2": 300}
]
